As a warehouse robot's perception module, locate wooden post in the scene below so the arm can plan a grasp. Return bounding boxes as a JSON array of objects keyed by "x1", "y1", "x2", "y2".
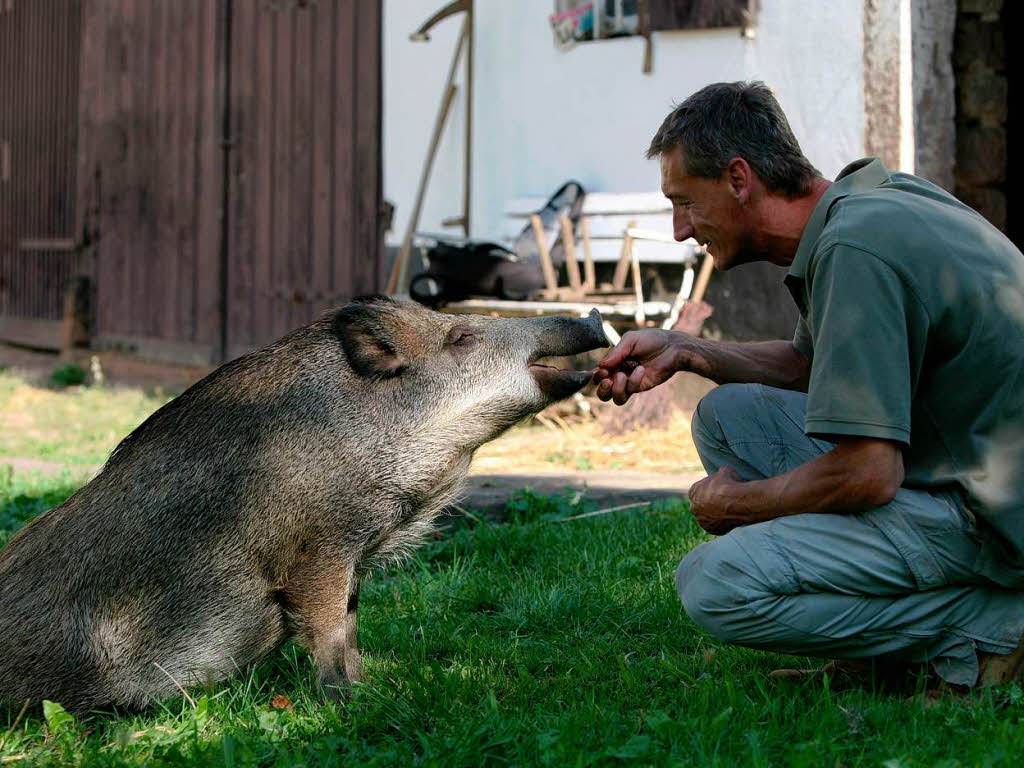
[
  {"x1": 630, "y1": 247, "x2": 645, "y2": 325},
  {"x1": 691, "y1": 247, "x2": 715, "y2": 303},
  {"x1": 612, "y1": 220, "x2": 637, "y2": 290},
  {"x1": 59, "y1": 275, "x2": 90, "y2": 361},
  {"x1": 559, "y1": 215, "x2": 582, "y2": 295},
  {"x1": 530, "y1": 214, "x2": 559, "y2": 294}
]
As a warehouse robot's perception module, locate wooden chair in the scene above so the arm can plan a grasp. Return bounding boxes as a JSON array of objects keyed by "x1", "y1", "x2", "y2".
[{"x1": 433, "y1": 192, "x2": 712, "y2": 343}]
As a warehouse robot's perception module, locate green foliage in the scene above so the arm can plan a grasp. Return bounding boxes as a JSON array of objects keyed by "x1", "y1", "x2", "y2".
[
  {"x1": 2, "y1": 476, "x2": 1024, "y2": 767},
  {"x1": 0, "y1": 470, "x2": 78, "y2": 547},
  {"x1": 49, "y1": 364, "x2": 86, "y2": 387}
]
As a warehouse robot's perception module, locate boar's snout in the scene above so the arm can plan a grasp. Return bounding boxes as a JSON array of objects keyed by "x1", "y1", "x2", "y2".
[{"x1": 525, "y1": 309, "x2": 610, "y2": 401}]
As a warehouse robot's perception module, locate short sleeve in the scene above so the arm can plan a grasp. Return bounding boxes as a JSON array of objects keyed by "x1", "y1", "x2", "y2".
[
  {"x1": 792, "y1": 315, "x2": 813, "y2": 356},
  {"x1": 803, "y1": 244, "x2": 929, "y2": 445}
]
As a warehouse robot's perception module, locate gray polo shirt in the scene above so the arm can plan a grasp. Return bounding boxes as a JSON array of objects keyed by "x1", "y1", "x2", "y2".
[{"x1": 786, "y1": 158, "x2": 1024, "y2": 585}]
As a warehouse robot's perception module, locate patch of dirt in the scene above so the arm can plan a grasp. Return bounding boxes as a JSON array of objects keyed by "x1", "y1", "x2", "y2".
[{"x1": 0, "y1": 342, "x2": 210, "y2": 392}]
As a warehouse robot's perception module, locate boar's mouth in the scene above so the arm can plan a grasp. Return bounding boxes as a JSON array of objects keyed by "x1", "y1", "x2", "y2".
[
  {"x1": 526, "y1": 309, "x2": 610, "y2": 401},
  {"x1": 528, "y1": 361, "x2": 596, "y2": 401}
]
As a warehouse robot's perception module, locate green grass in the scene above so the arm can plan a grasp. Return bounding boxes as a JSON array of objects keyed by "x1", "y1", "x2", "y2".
[
  {"x1": 2, "y1": 475, "x2": 1024, "y2": 767},
  {"x1": 0, "y1": 369, "x2": 173, "y2": 467}
]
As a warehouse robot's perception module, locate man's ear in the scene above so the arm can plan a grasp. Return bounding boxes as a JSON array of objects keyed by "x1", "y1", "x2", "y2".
[
  {"x1": 726, "y1": 157, "x2": 752, "y2": 205},
  {"x1": 333, "y1": 304, "x2": 407, "y2": 380}
]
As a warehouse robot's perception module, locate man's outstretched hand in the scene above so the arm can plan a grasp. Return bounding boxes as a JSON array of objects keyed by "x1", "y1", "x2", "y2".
[{"x1": 593, "y1": 329, "x2": 682, "y2": 405}]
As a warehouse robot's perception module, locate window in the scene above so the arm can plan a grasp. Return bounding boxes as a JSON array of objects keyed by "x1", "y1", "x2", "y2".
[{"x1": 550, "y1": 0, "x2": 757, "y2": 49}]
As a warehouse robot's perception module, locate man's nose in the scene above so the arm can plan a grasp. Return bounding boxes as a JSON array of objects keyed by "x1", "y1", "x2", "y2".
[{"x1": 673, "y1": 211, "x2": 694, "y2": 242}]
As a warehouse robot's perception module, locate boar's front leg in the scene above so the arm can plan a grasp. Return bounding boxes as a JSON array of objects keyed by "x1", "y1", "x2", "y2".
[{"x1": 282, "y1": 557, "x2": 363, "y2": 701}]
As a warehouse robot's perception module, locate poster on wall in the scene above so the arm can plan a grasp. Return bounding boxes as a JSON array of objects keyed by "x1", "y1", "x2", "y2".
[{"x1": 549, "y1": 2, "x2": 595, "y2": 50}]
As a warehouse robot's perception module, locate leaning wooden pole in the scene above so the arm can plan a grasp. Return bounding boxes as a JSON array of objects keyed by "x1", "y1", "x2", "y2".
[{"x1": 386, "y1": 18, "x2": 469, "y2": 295}]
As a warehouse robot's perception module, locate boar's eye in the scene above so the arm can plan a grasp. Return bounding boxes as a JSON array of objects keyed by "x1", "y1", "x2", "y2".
[{"x1": 446, "y1": 326, "x2": 476, "y2": 349}]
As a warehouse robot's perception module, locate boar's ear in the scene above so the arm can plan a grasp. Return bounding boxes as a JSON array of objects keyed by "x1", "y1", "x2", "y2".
[{"x1": 332, "y1": 304, "x2": 407, "y2": 380}]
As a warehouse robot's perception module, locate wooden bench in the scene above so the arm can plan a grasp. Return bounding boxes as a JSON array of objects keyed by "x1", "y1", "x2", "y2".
[{"x1": 431, "y1": 192, "x2": 713, "y2": 343}]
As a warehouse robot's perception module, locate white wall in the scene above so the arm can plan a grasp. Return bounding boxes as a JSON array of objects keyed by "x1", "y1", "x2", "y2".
[
  {"x1": 383, "y1": 0, "x2": 469, "y2": 246},
  {"x1": 385, "y1": 0, "x2": 865, "y2": 244}
]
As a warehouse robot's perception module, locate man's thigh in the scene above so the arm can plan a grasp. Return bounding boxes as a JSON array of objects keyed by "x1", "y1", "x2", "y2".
[
  {"x1": 736, "y1": 487, "x2": 983, "y2": 596},
  {"x1": 680, "y1": 486, "x2": 978, "y2": 608},
  {"x1": 689, "y1": 383, "x2": 982, "y2": 588},
  {"x1": 691, "y1": 384, "x2": 833, "y2": 480}
]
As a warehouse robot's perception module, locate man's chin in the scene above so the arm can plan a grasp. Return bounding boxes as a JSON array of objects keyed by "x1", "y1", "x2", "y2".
[{"x1": 710, "y1": 246, "x2": 760, "y2": 271}]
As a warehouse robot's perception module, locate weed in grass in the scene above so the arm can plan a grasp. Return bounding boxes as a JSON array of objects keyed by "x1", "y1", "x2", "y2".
[{"x1": 49, "y1": 364, "x2": 86, "y2": 388}]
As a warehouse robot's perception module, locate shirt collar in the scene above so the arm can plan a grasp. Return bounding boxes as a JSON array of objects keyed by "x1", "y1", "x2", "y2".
[{"x1": 787, "y1": 157, "x2": 891, "y2": 279}]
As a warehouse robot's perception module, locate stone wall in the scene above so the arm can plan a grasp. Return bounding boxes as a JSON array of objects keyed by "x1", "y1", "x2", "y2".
[
  {"x1": 953, "y1": 0, "x2": 1007, "y2": 231},
  {"x1": 864, "y1": 0, "x2": 903, "y2": 170},
  {"x1": 912, "y1": 0, "x2": 957, "y2": 190}
]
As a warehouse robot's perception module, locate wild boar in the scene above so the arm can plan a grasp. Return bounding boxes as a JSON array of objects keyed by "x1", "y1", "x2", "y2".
[{"x1": 0, "y1": 296, "x2": 608, "y2": 712}]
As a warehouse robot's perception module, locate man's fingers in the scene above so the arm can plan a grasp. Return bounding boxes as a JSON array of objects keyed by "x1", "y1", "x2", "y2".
[
  {"x1": 597, "y1": 334, "x2": 638, "y2": 370},
  {"x1": 611, "y1": 371, "x2": 630, "y2": 405},
  {"x1": 627, "y1": 364, "x2": 645, "y2": 394}
]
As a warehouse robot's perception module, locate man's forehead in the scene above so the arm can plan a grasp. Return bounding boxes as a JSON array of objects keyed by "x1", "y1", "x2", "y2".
[{"x1": 660, "y1": 147, "x2": 696, "y2": 193}]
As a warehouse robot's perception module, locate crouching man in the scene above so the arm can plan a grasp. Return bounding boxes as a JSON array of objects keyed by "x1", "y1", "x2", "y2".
[{"x1": 596, "y1": 81, "x2": 1024, "y2": 688}]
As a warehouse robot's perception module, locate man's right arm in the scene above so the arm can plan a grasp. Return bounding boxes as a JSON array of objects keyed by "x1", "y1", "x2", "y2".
[
  {"x1": 594, "y1": 329, "x2": 811, "y2": 405},
  {"x1": 680, "y1": 336, "x2": 811, "y2": 391}
]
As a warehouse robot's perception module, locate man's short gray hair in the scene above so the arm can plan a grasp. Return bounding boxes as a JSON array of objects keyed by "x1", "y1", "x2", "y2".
[{"x1": 647, "y1": 81, "x2": 820, "y2": 199}]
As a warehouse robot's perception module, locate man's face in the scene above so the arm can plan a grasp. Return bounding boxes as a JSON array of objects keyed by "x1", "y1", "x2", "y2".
[{"x1": 660, "y1": 145, "x2": 751, "y2": 270}]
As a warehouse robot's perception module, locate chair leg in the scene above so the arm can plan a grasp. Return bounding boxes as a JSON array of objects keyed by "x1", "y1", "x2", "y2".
[
  {"x1": 560, "y1": 215, "x2": 583, "y2": 295},
  {"x1": 581, "y1": 217, "x2": 596, "y2": 292},
  {"x1": 530, "y1": 214, "x2": 559, "y2": 295},
  {"x1": 611, "y1": 221, "x2": 637, "y2": 291}
]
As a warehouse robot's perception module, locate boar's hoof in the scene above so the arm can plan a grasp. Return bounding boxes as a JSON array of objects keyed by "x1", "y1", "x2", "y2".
[{"x1": 318, "y1": 675, "x2": 355, "y2": 704}]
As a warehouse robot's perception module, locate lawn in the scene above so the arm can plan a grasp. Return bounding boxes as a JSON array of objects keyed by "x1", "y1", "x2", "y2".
[{"x1": 2, "y1": 370, "x2": 1024, "y2": 766}]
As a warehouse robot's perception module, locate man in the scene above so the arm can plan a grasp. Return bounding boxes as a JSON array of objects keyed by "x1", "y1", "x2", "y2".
[{"x1": 595, "y1": 81, "x2": 1024, "y2": 688}]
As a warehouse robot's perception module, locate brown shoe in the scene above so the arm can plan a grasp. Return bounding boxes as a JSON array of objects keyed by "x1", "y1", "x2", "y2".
[{"x1": 978, "y1": 632, "x2": 1024, "y2": 686}]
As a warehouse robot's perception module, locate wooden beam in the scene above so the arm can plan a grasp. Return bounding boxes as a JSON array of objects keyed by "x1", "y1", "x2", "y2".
[{"x1": 559, "y1": 215, "x2": 582, "y2": 294}]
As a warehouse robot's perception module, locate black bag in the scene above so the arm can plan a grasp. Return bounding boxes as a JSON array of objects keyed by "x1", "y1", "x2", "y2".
[{"x1": 410, "y1": 181, "x2": 585, "y2": 306}]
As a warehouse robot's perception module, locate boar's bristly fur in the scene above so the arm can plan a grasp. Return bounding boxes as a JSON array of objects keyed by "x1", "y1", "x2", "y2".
[{"x1": 0, "y1": 297, "x2": 608, "y2": 713}]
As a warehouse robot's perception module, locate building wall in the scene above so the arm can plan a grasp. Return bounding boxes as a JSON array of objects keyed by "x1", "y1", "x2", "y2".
[{"x1": 384, "y1": 0, "x2": 866, "y2": 245}]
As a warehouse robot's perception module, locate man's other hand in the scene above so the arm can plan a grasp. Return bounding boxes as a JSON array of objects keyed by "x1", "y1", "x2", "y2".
[
  {"x1": 688, "y1": 466, "x2": 744, "y2": 535},
  {"x1": 593, "y1": 329, "x2": 682, "y2": 405}
]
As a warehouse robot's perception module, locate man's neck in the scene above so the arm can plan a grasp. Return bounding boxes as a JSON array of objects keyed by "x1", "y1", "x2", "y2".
[{"x1": 753, "y1": 177, "x2": 832, "y2": 267}]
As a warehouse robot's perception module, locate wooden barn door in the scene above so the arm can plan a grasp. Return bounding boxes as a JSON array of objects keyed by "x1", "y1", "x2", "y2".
[
  {"x1": 0, "y1": 0, "x2": 84, "y2": 348},
  {"x1": 82, "y1": 0, "x2": 223, "y2": 365},
  {"x1": 81, "y1": 0, "x2": 382, "y2": 364},
  {"x1": 223, "y1": 0, "x2": 383, "y2": 359}
]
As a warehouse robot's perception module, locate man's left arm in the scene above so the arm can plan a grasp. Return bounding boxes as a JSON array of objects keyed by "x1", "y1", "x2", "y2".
[
  {"x1": 690, "y1": 243, "x2": 928, "y2": 535},
  {"x1": 689, "y1": 437, "x2": 904, "y2": 535}
]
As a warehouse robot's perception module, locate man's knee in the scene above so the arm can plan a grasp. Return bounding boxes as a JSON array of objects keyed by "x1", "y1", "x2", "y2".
[
  {"x1": 675, "y1": 532, "x2": 775, "y2": 644},
  {"x1": 676, "y1": 538, "x2": 744, "y2": 642}
]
